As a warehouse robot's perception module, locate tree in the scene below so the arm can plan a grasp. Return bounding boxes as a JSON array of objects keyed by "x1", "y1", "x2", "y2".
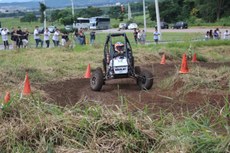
[
  {"x1": 108, "y1": 6, "x2": 124, "y2": 20},
  {"x1": 78, "y1": 6, "x2": 103, "y2": 18},
  {"x1": 148, "y1": 0, "x2": 182, "y2": 23},
  {"x1": 20, "y1": 13, "x2": 37, "y2": 22},
  {"x1": 39, "y1": 2, "x2": 47, "y2": 23}
]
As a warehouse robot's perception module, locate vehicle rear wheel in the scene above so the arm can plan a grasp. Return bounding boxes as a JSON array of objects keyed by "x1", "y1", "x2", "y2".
[
  {"x1": 137, "y1": 69, "x2": 153, "y2": 90},
  {"x1": 135, "y1": 66, "x2": 141, "y2": 84},
  {"x1": 90, "y1": 67, "x2": 104, "y2": 91}
]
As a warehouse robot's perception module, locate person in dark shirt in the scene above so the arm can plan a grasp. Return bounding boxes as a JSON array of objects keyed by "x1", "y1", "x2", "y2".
[
  {"x1": 90, "y1": 30, "x2": 96, "y2": 45},
  {"x1": 16, "y1": 26, "x2": 23, "y2": 48},
  {"x1": 133, "y1": 28, "x2": 138, "y2": 44},
  {"x1": 22, "y1": 28, "x2": 29, "y2": 48},
  {"x1": 11, "y1": 27, "x2": 18, "y2": 49}
]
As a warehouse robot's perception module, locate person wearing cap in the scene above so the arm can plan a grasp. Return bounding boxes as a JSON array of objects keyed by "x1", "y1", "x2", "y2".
[
  {"x1": 34, "y1": 26, "x2": 43, "y2": 48},
  {"x1": 1, "y1": 28, "x2": 9, "y2": 50}
]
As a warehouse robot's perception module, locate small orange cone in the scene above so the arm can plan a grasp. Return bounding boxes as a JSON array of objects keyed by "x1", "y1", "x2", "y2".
[
  {"x1": 84, "y1": 64, "x2": 91, "y2": 78},
  {"x1": 192, "y1": 53, "x2": 198, "y2": 62},
  {"x1": 179, "y1": 54, "x2": 189, "y2": 74},
  {"x1": 4, "y1": 92, "x2": 10, "y2": 104},
  {"x1": 160, "y1": 54, "x2": 166, "y2": 64},
  {"x1": 23, "y1": 72, "x2": 31, "y2": 95}
]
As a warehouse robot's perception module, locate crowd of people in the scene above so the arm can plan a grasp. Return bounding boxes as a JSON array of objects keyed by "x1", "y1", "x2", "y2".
[
  {"x1": 204, "y1": 28, "x2": 229, "y2": 40},
  {"x1": 1, "y1": 26, "x2": 230, "y2": 50},
  {"x1": 0, "y1": 26, "x2": 96, "y2": 50},
  {"x1": 133, "y1": 28, "x2": 147, "y2": 44}
]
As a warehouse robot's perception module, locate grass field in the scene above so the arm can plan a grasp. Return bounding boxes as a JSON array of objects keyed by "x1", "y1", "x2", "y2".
[{"x1": 0, "y1": 18, "x2": 230, "y2": 152}]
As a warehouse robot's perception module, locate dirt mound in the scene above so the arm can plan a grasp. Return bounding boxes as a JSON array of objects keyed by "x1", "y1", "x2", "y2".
[{"x1": 40, "y1": 62, "x2": 230, "y2": 112}]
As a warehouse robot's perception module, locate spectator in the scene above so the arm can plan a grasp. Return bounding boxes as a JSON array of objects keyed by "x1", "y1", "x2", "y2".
[
  {"x1": 22, "y1": 28, "x2": 29, "y2": 48},
  {"x1": 1, "y1": 28, "x2": 9, "y2": 50},
  {"x1": 61, "y1": 31, "x2": 69, "y2": 47},
  {"x1": 73, "y1": 29, "x2": 80, "y2": 44},
  {"x1": 16, "y1": 26, "x2": 23, "y2": 48},
  {"x1": 141, "y1": 30, "x2": 146, "y2": 44},
  {"x1": 78, "y1": 29, "x2": 85, "y2": 45},
  {"x1": 223, "y1": 30, "x2": 229, "y2": 40},
  {"x1": 34, "y1": 26, "x2": 43, "y2": 48},
  {"x1": 213, "y1": 30, "x2": 219, "y2": 39},
  {"x1": 44, "y1": 28, "x2": 50, "y2": 48},
  {"x1": 153, "y1": 28, "x2": 160, "y2": 44},
  {"x1": 205, "y1": 31, "x2": 210, "y2": 41},
  {"x1": 133, "y1": 28, "x2": 138, "y2": 44},
  {"x1": 90, "y1": 30, "x2": 96, "y2": 45},
  {"x1": 137, "y1": 29, "x2": 141, "y2": 44},
  {"x1": 10, "y1": 27, "x2": 17, "y2": 49},
  {"x1": 216, "y1": 28, "x2": 221, "y2": 39},
  {"x1": 209, "y1": 30, "x2": 213, "y2": 39},
  {"x1": 52, "y1": 29, "x2": 60, "y2": 47}
]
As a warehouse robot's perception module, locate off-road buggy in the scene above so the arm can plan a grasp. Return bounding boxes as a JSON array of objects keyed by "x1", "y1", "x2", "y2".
[{"x1": 90, "y1": 33, "x2": 153, "y2": 91}]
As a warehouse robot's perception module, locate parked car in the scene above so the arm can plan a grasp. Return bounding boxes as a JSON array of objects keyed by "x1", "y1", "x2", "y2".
[
  {"x1": 155, "y1": 22, "x2": 169, "y2": 29},
  {"x1": 128, "y1": 23, "x2": 138, "y2": 30},
  {"x1": 65, "y1": 25, "x2": 74, "y2": 32},
  {"x1": 172, "y1": 21, "x2": 188, "y2": 29},
  {"x1": 48, "y1": 26, "x2": 56, "y2": 33},
  {"x1": 38, "y1": 26, "x2": 44, "y2": 34},
  {"x1": 119, "y1": 23, "x2": 128, "y2": 30}
]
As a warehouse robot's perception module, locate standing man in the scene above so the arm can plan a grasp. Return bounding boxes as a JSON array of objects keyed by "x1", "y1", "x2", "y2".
[
  {"x1": 90, "y1": 30, "x2": 96, "y2": 45},
  {"x1": 52, "y1": 28, "x2": 60, "y2": 47},
  {"x1": 133, "y1": 28, "x2": 138, "y2": 44},
  {"x1": 44, "y1": 28, "x2": 50, "y2": 48},
  {"x1": 153, "y1": 28, "x2": 160, "y2": 44},
  {"x1": 34, "y1": 26, "x2": 43, "y2": 48},
  {"x1": 1, "y1": 28, "x2": 9, "y2": 50},
  {"x1": 22, "y1": 28, "x2": 29, "y2": 48},
  {"x1": 16, "y1": 26, "x2": 23, "y2": 48},
  {"x1": 10, "y1": 27, "x2": 17, "y2": 49}
]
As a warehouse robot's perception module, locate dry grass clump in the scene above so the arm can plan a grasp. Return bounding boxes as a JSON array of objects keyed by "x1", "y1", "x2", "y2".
[
  {"x1": 178, "y1": 66, "x2": 230, "y2": 93},
  {"x1": 0, "y1": 96, "x2": 157, "y2": 152},
  {"x1": 0, "y1": 94, "x2": 229, "y2": 152}
]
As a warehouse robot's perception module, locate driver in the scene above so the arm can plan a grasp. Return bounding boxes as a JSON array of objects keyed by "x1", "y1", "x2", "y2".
[{"x1": 114, "y1": 42, "x2": 124, "y2": 54}]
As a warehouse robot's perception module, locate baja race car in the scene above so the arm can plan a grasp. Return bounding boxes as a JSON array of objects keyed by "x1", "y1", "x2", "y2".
[{"x1": 90, "y1": 33, "x2": 153, "y2": 91}]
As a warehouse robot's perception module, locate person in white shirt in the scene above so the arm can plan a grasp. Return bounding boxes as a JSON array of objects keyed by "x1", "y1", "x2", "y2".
[
  {"x1": 1, "y1": 28, "x2": 9, "y2": 50},
  {"x1": 34, "y1": 26, "x2": 43, "y2": 48},
  {"x1": 153, "y1": 28, "x2": 160, "y2": 44},
  {"x1": 224, "y1": 30, "x2": 229, "y2": 40},
  {"x1": 44, "y1": 28, "x2": 50, "y2": 48},
  {"x1": 52, "y1": 29, "x2": 60, "y2": 47}
]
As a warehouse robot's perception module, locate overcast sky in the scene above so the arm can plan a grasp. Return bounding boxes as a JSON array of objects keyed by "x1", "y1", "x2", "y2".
[{"x1": 0, "y1": 0, "x2": 37, "y2": 3}]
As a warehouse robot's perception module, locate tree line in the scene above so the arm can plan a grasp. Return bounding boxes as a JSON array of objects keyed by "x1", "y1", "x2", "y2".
[{"x1": 18, "y1": 0, "x2": 230, "y2": 25}]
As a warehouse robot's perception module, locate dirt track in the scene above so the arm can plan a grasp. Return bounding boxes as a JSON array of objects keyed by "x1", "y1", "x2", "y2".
[{"x1": 40, "y1": 62, "x2": 230, "y2": 113}]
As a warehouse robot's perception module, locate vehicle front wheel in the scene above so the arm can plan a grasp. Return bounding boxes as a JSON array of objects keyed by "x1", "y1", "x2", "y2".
[
  {"x1": 90, "y1": 67, "x2": 104, "y2": 91},
  {"x1": 137, "y1": 69, "x2": 153, "y2": 90}
]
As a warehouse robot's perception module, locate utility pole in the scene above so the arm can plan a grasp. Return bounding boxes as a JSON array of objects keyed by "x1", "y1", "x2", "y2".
[
  {"x1": 43, "y1": 0, "x2": 46, "y2": 29},
  {"x1": 71, "y1": 0, "x2": 75, "y2": 18},
  {"x1": 143, "y1": 0, "x2": 147, "y2": 32},
  {"x1": 155, "y1": 0, "x2": 161, "y2": 40}
]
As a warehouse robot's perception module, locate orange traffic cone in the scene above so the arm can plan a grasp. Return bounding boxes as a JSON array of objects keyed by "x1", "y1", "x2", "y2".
[
  {"x1": 160, "y1": 54, "x2": 166, "y2": 64},
  {"x1": 192, "y1": 53, "x2": 198, "y2": 62},
  {"x1": 23, "y1": 72, "x2": 31, "y2": 95},
  {"x1": 179, "y1": 54, "x2": 189, "y2": 74},
  {"x1": 84, "y1": 64, "x2": 91, "y2": 78},
  {"x1": 4, "y1": 92, "x2": 10, "y2": 104}
]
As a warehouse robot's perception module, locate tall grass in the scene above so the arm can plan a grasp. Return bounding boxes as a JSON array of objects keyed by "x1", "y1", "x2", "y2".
[{"x1": 0, "y1": 95, "x2": 229, "y2": 152}]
